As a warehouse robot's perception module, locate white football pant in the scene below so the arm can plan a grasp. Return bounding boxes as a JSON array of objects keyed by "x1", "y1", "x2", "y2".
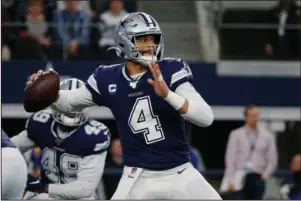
[
  {"x1": 23, "y1": 191, "x2": 97, "y2": 199},
  {"x1": 23, "y1": 192, "x2": 51, "y2": 200},
  {"x1": 111, "y1": 162, "x2": 222, "y2": 199},
  {"x1": 1, "y1": 147, "x2": 27, "y2": 199}
]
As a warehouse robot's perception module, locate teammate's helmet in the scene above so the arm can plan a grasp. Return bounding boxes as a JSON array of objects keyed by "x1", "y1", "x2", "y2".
[
  {"x1": 109, "y1": 12, "x2": 164, "y2": 66},
  {"x1": 52, "y1": 78, "x2": 88, "y2": 127}
]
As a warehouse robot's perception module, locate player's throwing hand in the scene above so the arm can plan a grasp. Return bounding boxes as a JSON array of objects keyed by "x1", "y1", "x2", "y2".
[
  {"x1": 26, "y1": 70, "x2": 44, "y2": 86},
  {"x1": 26, "y1": 68, "x2": 56, "y2": 87},
  {"x1": 147, "y1": 63, "x2": 169, "y2": 98}
]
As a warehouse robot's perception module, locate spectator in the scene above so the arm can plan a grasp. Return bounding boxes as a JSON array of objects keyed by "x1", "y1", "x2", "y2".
[
  {"x1": 97, "y1": 0, "x2": 138, "y2": 14},
  {"x1": 1, "y1": 4, "x2": 13, "y2": 60},
  {"x1": 280, "y1": 154, "x2": 301, "y2": 200},
  {"x1": 264, "y1": 0, "x2": 300, "y2": 60},
  {"x1": 223, "y1": 105, "x2": 278, "y2": 200},
  {"x1": 96, "y1": 0, "x2": 128, "y2": 61},
  {"x1": 103, "y1": 138, "x2": 123, "y2": 199},
  {"x1": 57, "y1": 0, "x2": 97, "y2": 20},
  {"x1": 14, "y1": 0, "x2": 51, "y2": 59},
  {"x1": 53, "y1": 0, "x2": 90, "y2": 60},
  {"x1": 190, "y1": 146, "x2": 206, "y2": 171},
  {"x1": 1, "y1": 4, "x2": 12, "y2": 46}
]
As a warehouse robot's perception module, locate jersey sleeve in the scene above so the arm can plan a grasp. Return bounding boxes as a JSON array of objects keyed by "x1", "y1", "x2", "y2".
[
  {"x1": 82, "y1": 120, "x2": 111, "y2": 157},
  {"x1": 168, "y1": 59, "x2": 193, "y2": 91},
  {"x1": 85, "y1": 66, "x2": 106, "y2": 107},
  {"x1": 25, "y1": 110, "x2": 52, "y2": 143},
  {"x1": 25, "y1": 113, "x2": 40, "y2": 143}
]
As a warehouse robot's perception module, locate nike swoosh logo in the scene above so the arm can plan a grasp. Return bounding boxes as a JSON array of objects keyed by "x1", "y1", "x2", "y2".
[
  {"x1": 177, "y1": 168, "x2": 186, "y2": 174},
  {"x1": 29, "y1": 181, "x2": 40, "y2": 185},
  {"x1": 103, "y1": 130, "x2": 109, "y2": 135}
]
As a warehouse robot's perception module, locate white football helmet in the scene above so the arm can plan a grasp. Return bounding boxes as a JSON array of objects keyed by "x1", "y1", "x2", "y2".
[
  {"x1": 52, "y1": 78, "x2": 88, "y2": 127},
  {"x1": 108, "y1": 12, "x2": 164, "y2": 66}
]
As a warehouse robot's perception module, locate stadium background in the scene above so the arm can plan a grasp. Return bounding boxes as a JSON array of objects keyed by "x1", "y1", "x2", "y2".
[{"x1": 1, "y1": 0, "x2": 300, "y2": 199}]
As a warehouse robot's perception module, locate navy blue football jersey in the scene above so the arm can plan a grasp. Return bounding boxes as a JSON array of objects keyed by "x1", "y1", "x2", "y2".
[
  {"x1": 26, "y1": 110, "x2": 111, "y2": 183},
  {"x1": 1, "y1": 129, "x2": 16, "y2": 148},
  {"x1": 86, "y1": 58, "x2": 193, "y2": 170}
]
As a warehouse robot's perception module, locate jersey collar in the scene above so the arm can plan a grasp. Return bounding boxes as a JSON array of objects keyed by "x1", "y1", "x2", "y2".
[
  {"x1": 122, "y1": 65, "x2": 132, "y2": 81},
  {"x1": 50, "y1": 120, "x2": 79, "y2": 140},
  {"x1": 122, "y1": 65, "x2": 147, "y2": 82}
]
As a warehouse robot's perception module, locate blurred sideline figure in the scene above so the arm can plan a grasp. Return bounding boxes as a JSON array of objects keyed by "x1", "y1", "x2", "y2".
[
  {"x1": 2, "y1": 129, "x2": 27, "y2": 199},
  {"x1": 280, "y1": 154, "x2": 301, "y2": 200},
  {"x1": 221, "y1": 105, "x2": 278, "y2": 199}
]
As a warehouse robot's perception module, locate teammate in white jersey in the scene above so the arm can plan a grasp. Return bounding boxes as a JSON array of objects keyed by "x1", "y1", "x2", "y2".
[
  {"x1": 27, "y1": 12, "x2": 221, "y2": 199},
  {"x1": 2, "y1": 129, "x2": 27, "y2": 199},
  {"x1": 12, "y1": 78, "x2": 111, "y2": 200}
]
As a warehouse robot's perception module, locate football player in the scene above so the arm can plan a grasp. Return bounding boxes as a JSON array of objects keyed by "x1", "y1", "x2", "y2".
[
  {"x1": 1, "y1": 129, "x2": 27, "y2": 199},
  {"x1": 28, "y1": 12, "x2": 221, "y2": 199},
  {"x1": 12, "y1": 78, "x2": 111, "y2": 200}
]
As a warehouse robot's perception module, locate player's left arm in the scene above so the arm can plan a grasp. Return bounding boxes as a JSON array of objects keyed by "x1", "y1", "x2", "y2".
[
  {"x1": 47, "y1": 151, "x2": 107, "y2": 199},
  {"x1": 148, "y1": 62, "x2": 213, "y2": 127}
]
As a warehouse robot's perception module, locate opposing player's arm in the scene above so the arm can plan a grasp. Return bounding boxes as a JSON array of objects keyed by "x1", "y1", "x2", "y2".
[
  {"x1": 10, "y1": 130, "x2": 36, "y2": 153},
  {"x1": 52, "y1": 67, "x2": 105, "y2": 113},
  {"x1": 48, "y1": 151, "x2": 107, "y2": 199}
]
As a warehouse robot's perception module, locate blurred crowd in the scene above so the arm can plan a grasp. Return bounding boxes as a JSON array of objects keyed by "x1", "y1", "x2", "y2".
[
  {"x1": 2, "y1": 0, "x2": 300, "y2": 61},
  {"x1": 221, "y1": 0, "x2": 300, "y2": 60},
  {"x1": 1, "y1": 0, "x2": 136, "y2": 61}
]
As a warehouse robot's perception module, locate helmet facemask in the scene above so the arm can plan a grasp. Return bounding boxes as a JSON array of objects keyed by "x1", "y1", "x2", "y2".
[
  {"x1": 128, "y1": 32, "x2": 164, "y2": 66},
  {"x1": 52, "y1": 109, "x2": 88, "y2": 128}
]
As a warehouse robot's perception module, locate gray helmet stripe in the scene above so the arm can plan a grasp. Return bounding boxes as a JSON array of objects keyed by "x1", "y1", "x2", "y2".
[
  {"x1": 139, "y1": 13, "x2": 156, "y2": 27},
  {"x1": 76, "y1": 80, "x2": 80, "y2": 88},
  {"x1": 68, "y1": 80, "x2": 73, "y2": 90},
  {"x1": 148, "y1": 16, "x2": 157, "y2": 27},
  {"x1": 72, "y1": 79, "x2": 77, "y2": 90}
]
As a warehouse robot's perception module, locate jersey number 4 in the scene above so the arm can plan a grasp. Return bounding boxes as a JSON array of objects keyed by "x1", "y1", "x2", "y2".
[{"x1": 128, "y1": 96, "x2": 165, "y2": 144}]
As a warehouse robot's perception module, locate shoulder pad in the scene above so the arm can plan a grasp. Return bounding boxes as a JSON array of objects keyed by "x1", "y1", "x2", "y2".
[
  {"x1": 160, "y1": 58, "x2": 193, "y2": 91},
  {"x1": 26, "y1": 110, "x2": 53, "y2": 141},
  {"x1": 27, "y1": 110, "x2": 53, "y2": 127},
  {"x1": 81, "y1": 120, "x2": 111, "y2": 155},
  {"x1": 91, "y1": 64, "x2": 123, "y2": 82}
]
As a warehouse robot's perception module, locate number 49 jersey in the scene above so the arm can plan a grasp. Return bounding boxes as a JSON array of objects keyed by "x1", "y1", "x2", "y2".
[
  {"x1": 86, "y1": 58, "x2": 193, "y2": 170},
  {"x1": 26, "y1": 110, "x2": 111, "y2": 184}
]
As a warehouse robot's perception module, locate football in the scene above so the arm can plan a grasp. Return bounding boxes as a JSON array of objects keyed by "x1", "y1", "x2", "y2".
[{"x1": 24, "y1": 71, "x2": 60, "y2": 112}]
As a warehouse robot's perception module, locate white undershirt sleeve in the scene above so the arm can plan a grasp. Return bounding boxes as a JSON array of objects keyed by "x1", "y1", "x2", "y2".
[
  {"x1": 175, "y1": 82, "x2": 214, "y2": 127},
  {"x1": 10, "y1": 130, "x2": 36, "y2": 153},
  {"x1": 48, "y1": 151, "x2": 107, "y2": 199},
  {"x1": 52, "y1": 85, "x2": 95, "y2": 113}
]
